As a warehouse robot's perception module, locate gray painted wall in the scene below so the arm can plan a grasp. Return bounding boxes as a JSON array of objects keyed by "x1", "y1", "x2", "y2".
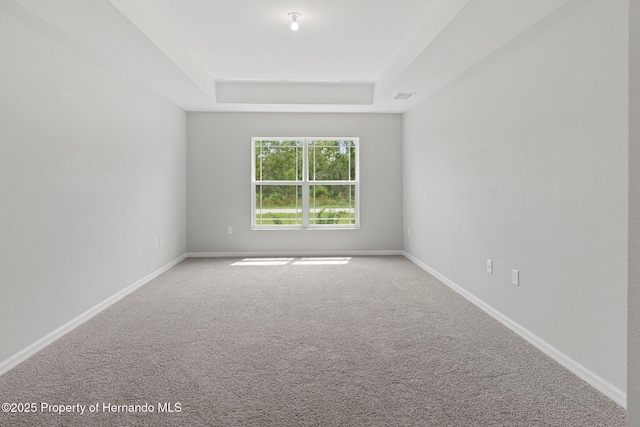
[
  {"x1": 629, "y1": 0, "x2": 639, "y2": 422},
  {"x1": 403, "y1": 0, "x2": 627, "y2": 393},
  {"x1": 187, "y1": 112, "x2": 403, "y2": 254},
  {"x1": 0, "y1": 3, "x2": 187, "y2": 363}
]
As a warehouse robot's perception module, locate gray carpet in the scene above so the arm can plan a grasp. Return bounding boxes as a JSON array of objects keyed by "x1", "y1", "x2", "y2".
[{"x1": 0, "y1": 256, "x2": 626, "y2": 426}]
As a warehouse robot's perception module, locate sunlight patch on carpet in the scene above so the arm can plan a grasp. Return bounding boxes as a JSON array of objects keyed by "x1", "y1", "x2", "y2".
[
  {"x1": 231, "y1": 257, "x2": 351, "y2": 266},
  {"x1": 231, "y1": 258, "x2": 294, "y2": 266}
]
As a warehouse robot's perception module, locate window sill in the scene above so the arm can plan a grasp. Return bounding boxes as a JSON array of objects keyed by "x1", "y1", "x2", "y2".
[{"x1": 251, "y1": 226, "x2": 360, "y2": 231}]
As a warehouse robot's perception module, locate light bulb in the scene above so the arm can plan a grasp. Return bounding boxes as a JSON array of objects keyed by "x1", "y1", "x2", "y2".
[{"x1": 288, "y1": 12, "x2": 301, "y2": 31}]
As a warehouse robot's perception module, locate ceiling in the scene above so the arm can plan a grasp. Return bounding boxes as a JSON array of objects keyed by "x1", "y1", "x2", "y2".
[{"x1": 13, "y1": 0, "x2": 571, "y2": 113}]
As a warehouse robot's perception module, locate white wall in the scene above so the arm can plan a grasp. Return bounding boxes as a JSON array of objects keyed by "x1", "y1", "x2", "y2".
[
  {"x1": 403, "y1": 0, "x2": 627, "y2": 394},
  {"x1": 629, "y1": 0, "x2": 640, "y2": 422},
  {"x1": 187, "y1": 113, "x2": 402, "y2": 254},
  {"x1": 0, "y1": 3, "x2": 187, "y2": 364}
]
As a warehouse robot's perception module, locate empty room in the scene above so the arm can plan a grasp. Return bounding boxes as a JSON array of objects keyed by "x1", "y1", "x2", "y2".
[{"x1": 1, "y1": 0, "x2": 638, "y2": 425}]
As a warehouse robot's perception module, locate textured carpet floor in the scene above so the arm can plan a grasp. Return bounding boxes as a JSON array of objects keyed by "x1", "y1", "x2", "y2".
[{"x1": 0, "y1": 256, "x2": 626, "y2": 426}]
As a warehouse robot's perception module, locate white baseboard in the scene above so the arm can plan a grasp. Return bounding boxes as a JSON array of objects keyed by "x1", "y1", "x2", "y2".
[
  {"x1": 187, "y1": 250, "x2": 404, "y2": 258},
  {"x1": 0, "y1": 254, "x2": 188, "y2": 377},
  {"x1": 402, "y1": 251, "x2": 627, "y2": 409}
]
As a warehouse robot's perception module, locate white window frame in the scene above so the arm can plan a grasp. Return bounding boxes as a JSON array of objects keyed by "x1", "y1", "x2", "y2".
[{"x1": 251, "y1": 137, "x2": 359, "y2": 230}]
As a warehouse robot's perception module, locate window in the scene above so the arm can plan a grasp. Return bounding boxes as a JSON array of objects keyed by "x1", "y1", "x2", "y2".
[{"x1": 252, "y1": 137, "x2": 359, "y2": 229}]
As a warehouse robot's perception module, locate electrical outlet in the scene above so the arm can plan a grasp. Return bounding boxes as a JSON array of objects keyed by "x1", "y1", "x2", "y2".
[
  {"x1": 227, "y1": 226, "x2": 233, "y2": 235},
  {"x1": 486, "y1": 259, "x2": 493, "y2": 274},
  {"x1": 407, "y1": 228, "x2": 410, "y2": 237},
  {"x1": 512, "y1": 269, "x2": 519, "y2": 286},
  {"x1": 159, "y1": 236, "x2": 163, "y2": 246}
]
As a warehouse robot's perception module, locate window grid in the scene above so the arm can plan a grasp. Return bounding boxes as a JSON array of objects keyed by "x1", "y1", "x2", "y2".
[{"x1": 252, "y1": 138, "x2": 359, "y2": 230}]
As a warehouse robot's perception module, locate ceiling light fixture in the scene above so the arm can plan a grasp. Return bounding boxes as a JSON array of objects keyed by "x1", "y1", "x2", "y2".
[{"x1": 288, "y1": 12, "x2": 301, "y2": 31}]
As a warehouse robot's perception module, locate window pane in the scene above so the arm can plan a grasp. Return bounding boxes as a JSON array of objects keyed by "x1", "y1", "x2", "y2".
[
  {"x1": 308, "y1": 140, "x2": 356, "y2": 181},
  {"x1": 255, "y1": 185, "x2": 302, "y2": 226},
  {"x1": 255, "y1": 140, "x2": 303, "y2": 181},
  {"x1": 309, "y1": 185, "x2": 356, "y2": 225}
]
